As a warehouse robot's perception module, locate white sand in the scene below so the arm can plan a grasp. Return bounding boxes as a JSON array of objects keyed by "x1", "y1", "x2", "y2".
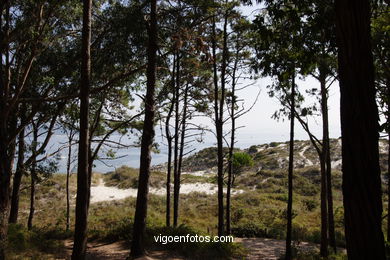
[
  {"x1": 331, "y1": 159, "x2": 342, "y2": 169},
  {"x1": 90, "y1": 179, "x2": 244, "y2": 203},
  {"x1": 299, "y1": 145, "x2": 314, "y2": 166},
  {"x1": 181, "y1": 170, "x2": 213, "y2": 176}
]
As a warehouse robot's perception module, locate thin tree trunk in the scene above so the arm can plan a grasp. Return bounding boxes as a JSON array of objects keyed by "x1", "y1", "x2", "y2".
[
  {"x1": 212, "y1": 7, "x2": 228, "y2": 236},
  {"x1": 320, "y1": 71, "x2": 336, "y2": 252},
  {"x1": 165, "y1": 55, "x2": 175, "y2": 227},
  {"x1": 175, "y1": 84, "x2": 189, "y2": 224},
  {"x1": 66, "y1": 130, "x2": 73, "y2": 232},
  {"x1": 387, "y1": 78, "x2": 390, "y2": 241},
  {"x1": 27, "y1": 124, "x2": 38, "y2": 231},
  {"x1": 130, "y1": 0, "x2": 157, "y2": 256},
  {"x1": 27, "y1": 167, "x2": 36, "y2": 231},
  {"x1": 166, "y1": 130, "x2": 173, "y2": 227},
  {"x1": 226, "y1": 45, "x2": 239, "y2": 235},
  {"x1": 226, "y1": 107, "x2": 235, "y2": 235},
  {"x1": 9, "y1": 120, "x2": 25, "y2": 224},
  {"x1": 319, "y1": 150, "x2": 328, "y2": 257},
  {"x1": 335, "y1": 0, "x2": 386, "y2": 258},
  {"x1": 318, "y1": 66, "x2": 329, "y2": 258},
  {"x1": 226, "y1": 128, "x2": 234, "y2": 235},
  {"x1": 173, "y1": 53, "x2": 181, "y2": 227},
  {"x1": 285, "y1": 71, "x2": 295, "y2": 260},
  {"x1": 72, "y1": 0, "x2": 92, "y2": 258}
]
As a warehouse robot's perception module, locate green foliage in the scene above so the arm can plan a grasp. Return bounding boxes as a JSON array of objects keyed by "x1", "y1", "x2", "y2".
[
  {"x1": 232, "y1": 152, "x2": 254, "y2": 174},
  {"x1": 7, "y1": 224, "x2": 67, "y2": 258},
  {"x1": 231, "y1": 223, "x2": 267, "y2": 238},
  {"x1": 103, "y1": 166, "x2": 165, "y2": 189}
]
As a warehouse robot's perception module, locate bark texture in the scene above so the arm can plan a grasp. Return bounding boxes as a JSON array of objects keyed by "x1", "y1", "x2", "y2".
[
  {"x1": 130, "y1": 0, "x2": 157, "y2": 256},
  {"x1": 285, "y1": 73, "x2": 295, "y2": 260},
  {"x1": 72, "y1": 0, "x2": 92, "y2": 258},
  {"x1": 335, "y1": 0, "x2": 386, "y2": 258}
]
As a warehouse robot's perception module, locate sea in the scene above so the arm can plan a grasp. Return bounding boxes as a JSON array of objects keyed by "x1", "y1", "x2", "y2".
[{"x1": 49, "y1": 130, "x2": 295, "y2": 174}]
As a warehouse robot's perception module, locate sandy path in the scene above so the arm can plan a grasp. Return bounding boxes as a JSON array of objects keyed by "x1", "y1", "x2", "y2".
[
  {"x1": 235, "y1": 238, "x2": 319, "y2": 260},
  {"x1": 63, "y1": 240, "x2": 184, "y2": 260},
  {"x1": 90, "y1": 178, "x2": 244, "y2": 203},
  {"x1": 60, "y1": 238, "x2": 338, "y2": 259},
  {"x1": 299, "y1": 145, "x2": 314, "y2": 166}
]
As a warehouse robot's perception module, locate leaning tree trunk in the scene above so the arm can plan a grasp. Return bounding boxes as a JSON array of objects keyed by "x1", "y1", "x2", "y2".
[
  {"x1": 72, "y1": 0, "x2": 92, "y2": 258},
  {"x1": 320, "y1": 70, "x2": 336, "y2": 252},
  {"x1": 130, "y1": 0, "x2": 157, "y2": 257},
  {"x1": 335, "y1": 0, "x2": 386, "y2": 258},
  {"x1": 285, "y1": 71, "x2": 295, "y2": 260}
]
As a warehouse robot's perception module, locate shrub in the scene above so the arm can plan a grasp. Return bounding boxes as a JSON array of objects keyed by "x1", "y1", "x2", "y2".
[
  {"x1": 231, "y1": 223, "x2": 267, "y2": 237},
  {"x1": 303, "y1": 199, "x2": 318, "y2": 211}
]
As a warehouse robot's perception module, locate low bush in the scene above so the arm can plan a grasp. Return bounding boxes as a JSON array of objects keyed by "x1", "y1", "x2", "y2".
[{"x1": 231, "y1": 223, "x2": 267, "y2": 238}]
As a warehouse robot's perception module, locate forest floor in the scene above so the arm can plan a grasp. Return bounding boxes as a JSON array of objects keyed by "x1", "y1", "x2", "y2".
[
  {"x1": 61, "y1": 237, "x2": 325, "y2": 259},
  {"x1": 63, "y1": 240, "x2": 184, "y2": 259}
]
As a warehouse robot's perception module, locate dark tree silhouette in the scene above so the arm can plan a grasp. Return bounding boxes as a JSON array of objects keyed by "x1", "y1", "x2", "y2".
[
  {"x1": 130, "y1": 0, "x2": 158, "y2": 257},
  {"x1": 72, "y1": 0, "x2": 92, "y2": 258},
  {"x1": 9, "y1": 107, "x2": 26, "y2": 224},
  {"x1": 335, "y1": 0, "x2": 386, "y2": 258},
  {"x1": 285, "y1": 72, "x2": 295, "y2": 260}
]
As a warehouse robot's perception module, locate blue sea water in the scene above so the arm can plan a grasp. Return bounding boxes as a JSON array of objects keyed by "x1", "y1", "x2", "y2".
[{"x1": 50, "y1": 130, "x2": 294, "y2": 174}]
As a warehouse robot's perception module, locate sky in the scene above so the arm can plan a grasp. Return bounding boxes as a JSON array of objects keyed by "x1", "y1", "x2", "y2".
[
  {"x1": 229, "y1": 3, "x2": 342, "y2": 146},
  {"x1": 52, "y1": 3, "x2": 343, "y2": 173}
]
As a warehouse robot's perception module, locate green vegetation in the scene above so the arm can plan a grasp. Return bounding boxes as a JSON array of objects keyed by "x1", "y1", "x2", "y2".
[
  {"x1": 7, "y1": 138, "x2": 389, "y2": 258},
  {"x1": 103, "y1": 166, "x2": 166, "y2": 189}
]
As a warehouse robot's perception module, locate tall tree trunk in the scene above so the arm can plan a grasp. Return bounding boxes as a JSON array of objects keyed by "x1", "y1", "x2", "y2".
[
  {"x1": 27, "y1": 167, "x2": 36, "y2": 231},
  {"x1": 27, "y1": 124, "x2": 38, "y2": 231},
  {"x1": 9, "y1": 120, "x2": 25, "y2": 224},
  {"x1": 226, "y1": 128, "x2": 234, "y2": 235},
  {"x1": 320, "y1": 71, "x2": 336, "y2": 252},
  {"x1": 175, "y1": 84, "x2": 189, "y2": 224},
  {"x1": 387, "y1": 78, "x2": 390, "y2": 241},
  {"x1": 335, "y1": 0, "x2": 386, "y2": 258},
  {"x1": 165, "y1": 56, "x2": 175, "y2": 227},
  {"x1": 173, "y1": 53, "x2": 181, "y2": 227},
  {"x1": 319, "y1": 150, "x2": 328, "y2": 257},
  {"x1": 0, "y1": 152, "x2": 11, "y2": 260},
  {"x1": 166, "y1": 126, "x2": 173, "y2": 228},
  {"x1": 0, "y1": 3, "x2": 11, "y2": 258},
  {"x1": 212, "y1": 7, "x2": 228, "y2": 236},
  {"x1": 130, "y1": 0, "x2": 157, "y2": 257},
  {"x1": 226, "y1": 94, "x2": 235, "y2": 236},
  {"x1": 226, "y1": 45, "x2": 239, "y2": 235},
  {"x1": 72, "y1": 0, "x2": 92, "y2": 258},
  {"x1": 285, "y1": 72, "x2": 295, "y2": 260},
  {"x1": 66, "y1": 130, "x2": 73, "y2": 232}
]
